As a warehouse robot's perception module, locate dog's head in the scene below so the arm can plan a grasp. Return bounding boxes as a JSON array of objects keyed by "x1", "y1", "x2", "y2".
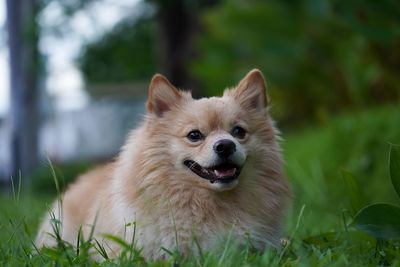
[{"x1": 145, "y1": 69, "x2": 278, "y2": 192}]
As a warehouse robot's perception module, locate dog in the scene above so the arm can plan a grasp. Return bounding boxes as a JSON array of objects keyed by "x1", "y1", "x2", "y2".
[{"x1": 35, "y1": 69, "x2": 291, "y2": 259}]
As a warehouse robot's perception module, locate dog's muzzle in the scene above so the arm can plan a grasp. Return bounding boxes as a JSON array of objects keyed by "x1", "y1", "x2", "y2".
[{"x1": 183, "y1": 159, "x2": 242, "y2": 184}]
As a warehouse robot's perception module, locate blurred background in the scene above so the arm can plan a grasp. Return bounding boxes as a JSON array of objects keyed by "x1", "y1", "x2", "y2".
[{"x1": 0, "y1": 0, "x2": 399, "y2": 233}]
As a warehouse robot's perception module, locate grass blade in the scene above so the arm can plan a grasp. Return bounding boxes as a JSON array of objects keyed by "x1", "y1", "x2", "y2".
[
  {"x1": 389, "y1": 144, "x2": 400, "y2": 199},
  {"x1": 341, "y1": 169, "x2": 365, "y2": 216}
]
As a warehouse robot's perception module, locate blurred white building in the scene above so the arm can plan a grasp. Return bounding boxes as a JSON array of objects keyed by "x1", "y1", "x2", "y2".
[{"x1": 0, "y1": 97, "x2": 146, "y2": 180}]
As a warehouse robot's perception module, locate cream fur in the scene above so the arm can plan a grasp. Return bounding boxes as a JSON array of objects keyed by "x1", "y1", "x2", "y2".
[{"x1": 35, "y1": 69, "x2": 291, "y2": 259}]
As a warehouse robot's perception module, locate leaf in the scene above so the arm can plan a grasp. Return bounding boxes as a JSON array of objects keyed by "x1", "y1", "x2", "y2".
[
  {"x1": 389, "y1": 145, "x2": 400, "y2": 199},
  {"x1": 351, "y1": 203, "x2": 400, "y2": 240},
  {"x1": 102, "y1": 234, "x2": 133, "y2": 252}
]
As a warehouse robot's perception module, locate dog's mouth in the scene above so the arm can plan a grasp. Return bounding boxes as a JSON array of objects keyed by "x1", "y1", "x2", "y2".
[{"x1": 183, "y1": 160, "x2": 242, "y2": 184}]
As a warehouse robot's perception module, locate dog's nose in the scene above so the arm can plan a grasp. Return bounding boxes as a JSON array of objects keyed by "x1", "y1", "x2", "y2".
[{"x1": 213, "y1": 139, "x2": 236, "y2": 158}]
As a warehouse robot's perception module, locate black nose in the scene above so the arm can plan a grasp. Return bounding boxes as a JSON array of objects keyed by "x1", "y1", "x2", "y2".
[{"x1": 213, "y1": 139, "x2": 236, "y2": 158}]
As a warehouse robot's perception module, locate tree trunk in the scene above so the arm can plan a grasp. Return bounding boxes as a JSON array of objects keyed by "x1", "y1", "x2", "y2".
[
  {"x1": 154, "y1": 0, "x2": 219, "y2": 98},
  {"x1": 6, "y1": 0, "x2": 39, "y2": 186},
  {"x1": 155, "y1": 0, "x2": 203, "y2": 97}
]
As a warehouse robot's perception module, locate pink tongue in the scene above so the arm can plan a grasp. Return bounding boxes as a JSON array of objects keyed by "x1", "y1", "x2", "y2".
[{"x1": 214, "y1": 168, "x2": 236, "y2": 178}]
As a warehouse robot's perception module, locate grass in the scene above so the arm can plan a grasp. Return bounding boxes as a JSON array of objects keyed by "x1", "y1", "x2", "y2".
[
  {"x1": 2, "y1": 194, "x2": 399, "y2": 266},
  {"x1": 284, "y1": 105, "x2": 400, "y2": 233},
  {"x1": 1, "y1": 104, "x2": 399, "y2": 266}
]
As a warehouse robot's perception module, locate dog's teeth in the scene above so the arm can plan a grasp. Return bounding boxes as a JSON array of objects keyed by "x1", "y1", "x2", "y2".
[{"x1": 214, "y1": 168, "x2": 236, "y2": 177}]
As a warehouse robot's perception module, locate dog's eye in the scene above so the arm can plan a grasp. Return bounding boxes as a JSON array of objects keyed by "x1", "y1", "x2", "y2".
[
  {"x1": 231, "y1": 126, "x2": 247, "y2": 139},
  {"x1": 187, "y1": 130, "x2": 203, "y2": 142}
]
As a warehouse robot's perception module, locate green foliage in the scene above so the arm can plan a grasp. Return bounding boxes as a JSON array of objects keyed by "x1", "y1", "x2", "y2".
[
  {"x1": 79, "y1": 15, "x2": 157, "y2": 94},
  {"x1": 352, "y1": 203, "x2": 400, "y2": 240},
  {"x1": 76, "y1": 0, "x2": 399, "y2": 124},
  {"x1": 284, "y1": 105, "x2": 400, "y2": 232},
  {"x1": 193, "y1": 0, "x2": 400, "y2": 125},
  {"x1": 390, "y1": 145, "x2": 400, "y2": 198},
  {"x1": 340, "y1": 169, "x2": 366, "y2": 216},
  {"x1": 350, "y1": 145, "x2": 400, "y2": 240}
]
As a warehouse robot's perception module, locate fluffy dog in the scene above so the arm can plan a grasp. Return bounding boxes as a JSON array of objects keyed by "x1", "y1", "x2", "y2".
[{"x1": 36, "y1": 69, "x2": 291, "y2": 259}]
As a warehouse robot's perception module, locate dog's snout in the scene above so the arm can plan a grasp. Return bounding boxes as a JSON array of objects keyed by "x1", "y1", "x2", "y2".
[{"x1": 213, "y1": 139, "x2": 236, "y2": 158}]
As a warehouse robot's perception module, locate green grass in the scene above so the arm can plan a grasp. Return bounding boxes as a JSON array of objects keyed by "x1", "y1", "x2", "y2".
[
  {"x1": 1, "y1": 104, "x2": 400, "y2": 266},
  {"x1": 2, "y1": 194, "x2": 400, "y2": 266},
  {"x1": 284, "y1": 104, "x2": 400, "y2": 235}
]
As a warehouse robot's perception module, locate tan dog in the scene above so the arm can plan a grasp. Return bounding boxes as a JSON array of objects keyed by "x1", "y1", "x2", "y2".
[{"x1": 36, "y1": 69, "x2": 291, "y2": 259}]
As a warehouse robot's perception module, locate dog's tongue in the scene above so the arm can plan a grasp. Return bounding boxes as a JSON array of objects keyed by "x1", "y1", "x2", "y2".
[{"x1": 213, "y1": 167, "x2": 236, "y2": 178}]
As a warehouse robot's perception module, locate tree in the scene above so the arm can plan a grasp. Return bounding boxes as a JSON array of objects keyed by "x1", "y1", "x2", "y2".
[
  {"x1": 192, "y1": 0, "x2": 400, "y2": 126},
  {"x1": 151, "y1": 0, "x2": 218, "y2": 97},
  {"x1": 79, "y1": 16, "x2": 158, "y2": 94},
  {"x1": 6, "y1": 0, "x2": 40, "y2": 185},
  {"x1": 80, "y1": 0, "x2": 219, "y2": 98}
]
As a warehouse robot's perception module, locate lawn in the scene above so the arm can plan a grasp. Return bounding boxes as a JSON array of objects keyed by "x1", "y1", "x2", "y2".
[{"x1": 1, "y1": 105, "x2": 399, "y2": 266}]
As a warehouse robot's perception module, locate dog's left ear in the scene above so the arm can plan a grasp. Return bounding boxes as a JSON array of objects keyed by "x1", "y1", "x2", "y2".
[
  {"x1": 147, "y1": 74, "x2": 182, "y2": 117},
  {"x1": 233, "y1": 69, "x2": 268, "y2": 112}
]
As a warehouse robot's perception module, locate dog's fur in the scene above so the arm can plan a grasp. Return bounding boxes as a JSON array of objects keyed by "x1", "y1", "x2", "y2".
[{"x1": 36, "y1": 69, "x2": 291, "y2": 258}]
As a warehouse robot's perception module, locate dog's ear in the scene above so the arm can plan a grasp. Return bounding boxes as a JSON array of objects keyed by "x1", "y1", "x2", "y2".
[
  {"x1": 147, "y1": 74, "x2": 182, "y2": 116},
  {"x1": 233, "y1": 69, "x2": 268, "y2": 112}
]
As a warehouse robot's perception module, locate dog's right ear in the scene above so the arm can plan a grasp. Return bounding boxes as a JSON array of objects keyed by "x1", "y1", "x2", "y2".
[
  {"x1": 147, "y1": 74, "x2": 182, "y2": 117},
  {"x1": 232, "y1": 69, "x2": 268, "y2": 112}
]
